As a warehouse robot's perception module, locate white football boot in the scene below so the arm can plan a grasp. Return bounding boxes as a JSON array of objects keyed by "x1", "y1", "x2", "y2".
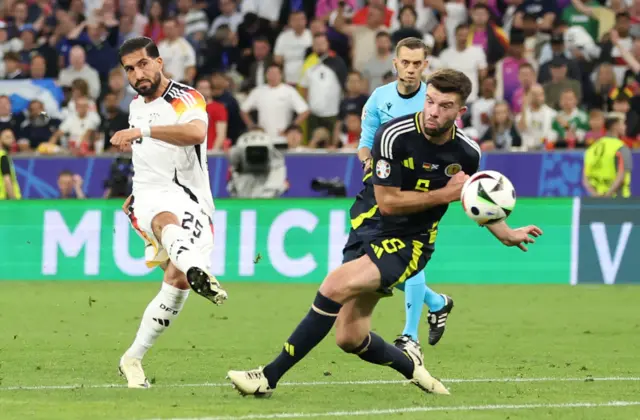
[
  {"x1": 227, "y1": 367, "x2": 273, "y2": 398},
  {"x1": 403, "y1": 341, "x2": 450, "y2": 395},
  {"x1": 119, "y1": 354, "x2": 151, "y2": 389}
]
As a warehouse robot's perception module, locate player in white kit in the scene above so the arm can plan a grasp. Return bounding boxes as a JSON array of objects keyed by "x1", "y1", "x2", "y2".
[{"x1": 109, "y1": 37, "x2": 227, "y2": 389}]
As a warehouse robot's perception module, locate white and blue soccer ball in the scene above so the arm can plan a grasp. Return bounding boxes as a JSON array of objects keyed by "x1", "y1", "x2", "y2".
[{"x1": 461, "y1": 170, "x2": 516, "y2": 225}]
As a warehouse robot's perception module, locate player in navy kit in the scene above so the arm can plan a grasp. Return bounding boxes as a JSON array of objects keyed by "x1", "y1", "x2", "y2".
[
  {"x1": 344, "y1": 37, "x2": 452, "y2": 352},
  {"x1": 227, "y1": 69, "x2": 542, "y2": 398}
]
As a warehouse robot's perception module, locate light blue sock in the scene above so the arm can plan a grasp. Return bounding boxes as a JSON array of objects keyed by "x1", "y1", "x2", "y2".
[
  {"x1": 423, "y1": 277, "x2": 445, "y2": 312},
  {"x1": 396, "y1": 271, "x2": 426, "y2": 341}
]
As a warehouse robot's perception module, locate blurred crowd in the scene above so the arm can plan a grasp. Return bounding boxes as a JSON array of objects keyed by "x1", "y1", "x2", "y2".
[{"x1": 1, "y1": 0, "x2": 640, "y2": 159}]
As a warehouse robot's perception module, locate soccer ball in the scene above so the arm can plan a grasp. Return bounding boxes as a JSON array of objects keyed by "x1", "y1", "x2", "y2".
[{"x1": 460, "y1": 170, "x2": 516, "y2": 225}]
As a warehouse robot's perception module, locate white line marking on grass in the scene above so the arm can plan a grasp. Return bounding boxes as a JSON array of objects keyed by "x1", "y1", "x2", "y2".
[
  {"x1": 1, "y1": 376, "x2": 639, "y2": 392},
  {"x1": 146, "y1": 401, "x2": 640, "y2": 420}
]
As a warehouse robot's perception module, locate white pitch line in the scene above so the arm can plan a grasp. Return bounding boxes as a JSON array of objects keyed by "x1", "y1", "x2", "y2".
[
  {"x1": 1, "y1": 376, "x2": 639, "y2": 392},
  {"x1": 147, "y1": 401, "x2": 640, "y2": 420}
]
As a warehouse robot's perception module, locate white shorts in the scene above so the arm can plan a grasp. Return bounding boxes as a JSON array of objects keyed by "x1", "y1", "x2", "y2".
[{"x1": 127, "y1": 189, "x2": 214, "y2": 270}]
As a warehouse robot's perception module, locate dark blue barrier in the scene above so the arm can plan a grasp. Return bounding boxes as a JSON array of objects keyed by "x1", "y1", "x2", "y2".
[{"x1": 11, "y1": 151, "x2": 640, "y2": 198}]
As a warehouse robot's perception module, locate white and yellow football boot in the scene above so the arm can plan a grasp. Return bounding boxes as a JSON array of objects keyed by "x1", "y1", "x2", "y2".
[
  {"x1": 119, "y1": 355, "x2": 151, "y2": 389},
  {"x1": 226, "y1": 367, "x2": 273, "y2": 398},
  {"x1": 403, "y1": 342, "x2": 450, "y2": 395}
]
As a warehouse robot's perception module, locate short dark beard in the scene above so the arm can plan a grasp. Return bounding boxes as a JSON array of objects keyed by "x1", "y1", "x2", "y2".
[
  {"x1": 133, "y1": 72, "x2": 162, "y2": 97},
  {"x1": 422, "y1": 116, "x2": 456, "y2": 140}
]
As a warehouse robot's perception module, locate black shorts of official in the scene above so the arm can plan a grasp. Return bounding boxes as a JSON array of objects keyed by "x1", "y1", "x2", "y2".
[{"x1": 364, "y1": 235, "x2": 434, "y2": 295}]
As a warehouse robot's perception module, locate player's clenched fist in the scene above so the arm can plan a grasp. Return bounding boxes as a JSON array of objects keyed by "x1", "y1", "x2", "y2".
[
  {"x1": 110, "y1": 128, "x2": 142, "y2": 151},
  {"x1": 445, "y1": 171, "x2": 469, "y2": 202}
]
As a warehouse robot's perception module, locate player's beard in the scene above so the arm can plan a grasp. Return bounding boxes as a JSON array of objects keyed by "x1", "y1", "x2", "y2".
[
  {"x1": 422, "y1": 116, "x2": 456, "y2": 138},
  {"x1": 133, "y1": 72, "x2": 162, "y2": 97}
]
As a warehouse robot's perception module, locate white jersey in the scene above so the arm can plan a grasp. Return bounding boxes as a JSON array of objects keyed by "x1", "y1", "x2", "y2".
[{"x1": 128, "y1": 80, "x2": 214, "y2": 214}]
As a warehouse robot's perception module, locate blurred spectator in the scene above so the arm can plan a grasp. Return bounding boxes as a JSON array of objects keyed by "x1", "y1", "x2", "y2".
[
  {"x1": 7, "y1": 1, "x2": 30, "y2": 38},
  {"x1": 274, "y1": 10, "x2": 312, "y2": 85},
  {"x1": 17, "y1": 100, "x2": 60, "y2": 152},
  {"x1": 238, "y1": 36, "x2": 274, "y2": 90},
  {"x1": 57, "y1": 170, "x2": 85, "y2": 199},
  {"x1": 338, "y1": 111, "x2": 362, "y2": 148},
  {"x1": 513, "y1": 0, "x2": 557, "y2": 32},
  {"x1": 480, "y1": 101, "x2": 522, "y2": 151},
  {"x1": 538, "y1": 33, "x2": 582, "y2": 84},
  {"x1": 390, "y1": 0, "x2": 435, "y2": 34},
  {"x1": 209, "y1": 0, "x2": 243, "y2": 36},
  {"x1": 468, "y1": 4, "x2": 509, "y2": 66},
  {"x1": 583, "y1": 114, "x2": 632, "y2": 198},
  {"x1": 121, "y1": 0, "x2": 148, "y2": 36},
  {"x1": 0, "y1": 95, "x2": 23, "y2": 134},
  {"x1": 438, "y1": 23, "x2": 488, "y2": 103},
  {"x1": 58, "y1": 45, "x2": 101, "y2": 100},
  {"x1": 516, "y1": 84, "x2": 557, "y2": 150},
  {"x1": 0, "y1": 128, "x2": 21, "y2": 200},
  {"x1": 562, "y1": 0, "x2": 600, "y2": 41},
  {"x1": 236, "y1": 12, "x2": 275, "y2": 53},
  {"x1": 308, "y1": 126, "x2": 335, "y2": 149},
  {"x1": 100, "y1": 92, "x2": 129, "y2": 153},
  {"x1": 0, "y1": 21, "x2": 22, "y2": 55},
  {"x1": 28, "y1": 54, "x2": 46, "y2": 79},
  {"x1": 316, "y1": 0, "x2": 356, "y2": 22},
  {"x1": 586, "y1": 62, "x2": 617, "y2": 110},
  {"x1": 544, "y1": 57, "x2": 582, "y2": 109},
  {"x1": 61, "y1": 78, "x2": 99, "y2": 120},
  {"x1": 611, "y1": 92, "x2": 640, "y2": 141},
  {"x1": 284, "y1": 124, "x2": 305, "y2": 150},
  {"x1": 495, "y1": 31, "x2": 531, "y2": 108},
  {"x1": 2, "y1": 51, "x2": 26, "y2": 79},
  {"x1": 300, "y1": 33, "x2": 347, "y2": 135},
  {"x1": 143, "y1": 0, "x2": 166, "y2": 43},
  {"x1": 601, "y1": 12, "x2": 633, "y2": 83},
  {"x1": 240, "y1": 63, "x2": 310, "y2": 138},
  {"x1": 48, "y1": 96, "x2": 100, "y2": 155},
  {"x1": 176, "y1": 0, "x2": 209, "y2": 43},
  {"x1": 551, "y1": 88, "x2": 589, "y2": 148},
  {"x1": 512, "y1": 62, "x2": 537, "y2": 114},
  {"x1": 352, "y1": 0, "x2": 393, "y2": 27},
  {"x1": 584, "y1": 108, "x2": 607, "y2": 146},
  {"x1": 334, "y1": 70, "x2": 368, "y2": 144},
  {"x1": 470, "y1": 77, "x2": 497, "y2": 140},
  {"x1": 211, "y1": 71, "x2": 244, "y2": 143},
  {"x1": 610, "y1": 29, "x2": 640, "y2": 91},
  {"x1": 158, "y1": 17, "x2": 197, "y2": 84},
  {"x1": 362, "y1": 31, "x2": 393, "y2": 93},
  {"x1": 338, "y1": 4, "x2": 387, "y2": 72},
  {"x1": 201, "y1": 24, "x2": 241, "y2": 72},
  {"x1": 64, "y1": 16, "x2": 120, "y2": 82},
  {"x1": 195, "y1": 78, "x2": 229, "y2": 151},
  {"x1": 391, "y1": 6, "x2": 423, "y2": 46},
  {"x1": 104, "y1": 68, "x2": 136, "y2": 113}
]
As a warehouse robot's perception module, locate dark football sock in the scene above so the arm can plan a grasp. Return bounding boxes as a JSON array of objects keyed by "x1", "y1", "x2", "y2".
[
  {"x1": 262, "y1": 291, "x2": 342, "y2": 388},
  {"x1": 353, "y1": 332, "x2": 415, "y2": 379}
]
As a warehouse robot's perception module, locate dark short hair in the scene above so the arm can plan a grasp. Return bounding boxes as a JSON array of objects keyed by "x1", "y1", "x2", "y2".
[
  {"x1": 519, "y1": 62, "x2": 535, "y2": 72},
  {"x1": 375, "y1": 31, "x2": 391, "y2": 39},
  {"x1": 119, "y1": 37, "x2": 160, "y2": 66},
  {"x1": 426, "y1": 69, "x2": 473, "y2": 105},
  {"x1": 59, "y1": 169, "x2": 74, "y2": 178},
  {"x1": 395, "y1": 36, "x2": 428, "y2": 57}
]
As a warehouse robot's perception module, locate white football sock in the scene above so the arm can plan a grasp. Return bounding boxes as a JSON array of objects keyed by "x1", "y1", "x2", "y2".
[
  {"x1": 125, "y1": 282, "x2": 190, "y2": 360},
  {"x1": 160, "y1": 224, "x2": 209, "y2": 275}
]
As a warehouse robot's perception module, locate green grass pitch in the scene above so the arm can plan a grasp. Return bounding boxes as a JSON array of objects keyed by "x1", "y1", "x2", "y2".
[{"x1": 1, "y1": 282, "x2": 639, "y2": 420}]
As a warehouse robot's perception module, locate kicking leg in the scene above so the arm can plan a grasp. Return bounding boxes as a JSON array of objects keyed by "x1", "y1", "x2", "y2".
[
  {"x1": 151, "y1": 212, "x2": 226, "y2": 305},
  {"x1": 120, "y1": 262, "x2": 189, "y2": 388},
  {"x1": 226, "y1": 254, "x2": 382, "y2": 397}
]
